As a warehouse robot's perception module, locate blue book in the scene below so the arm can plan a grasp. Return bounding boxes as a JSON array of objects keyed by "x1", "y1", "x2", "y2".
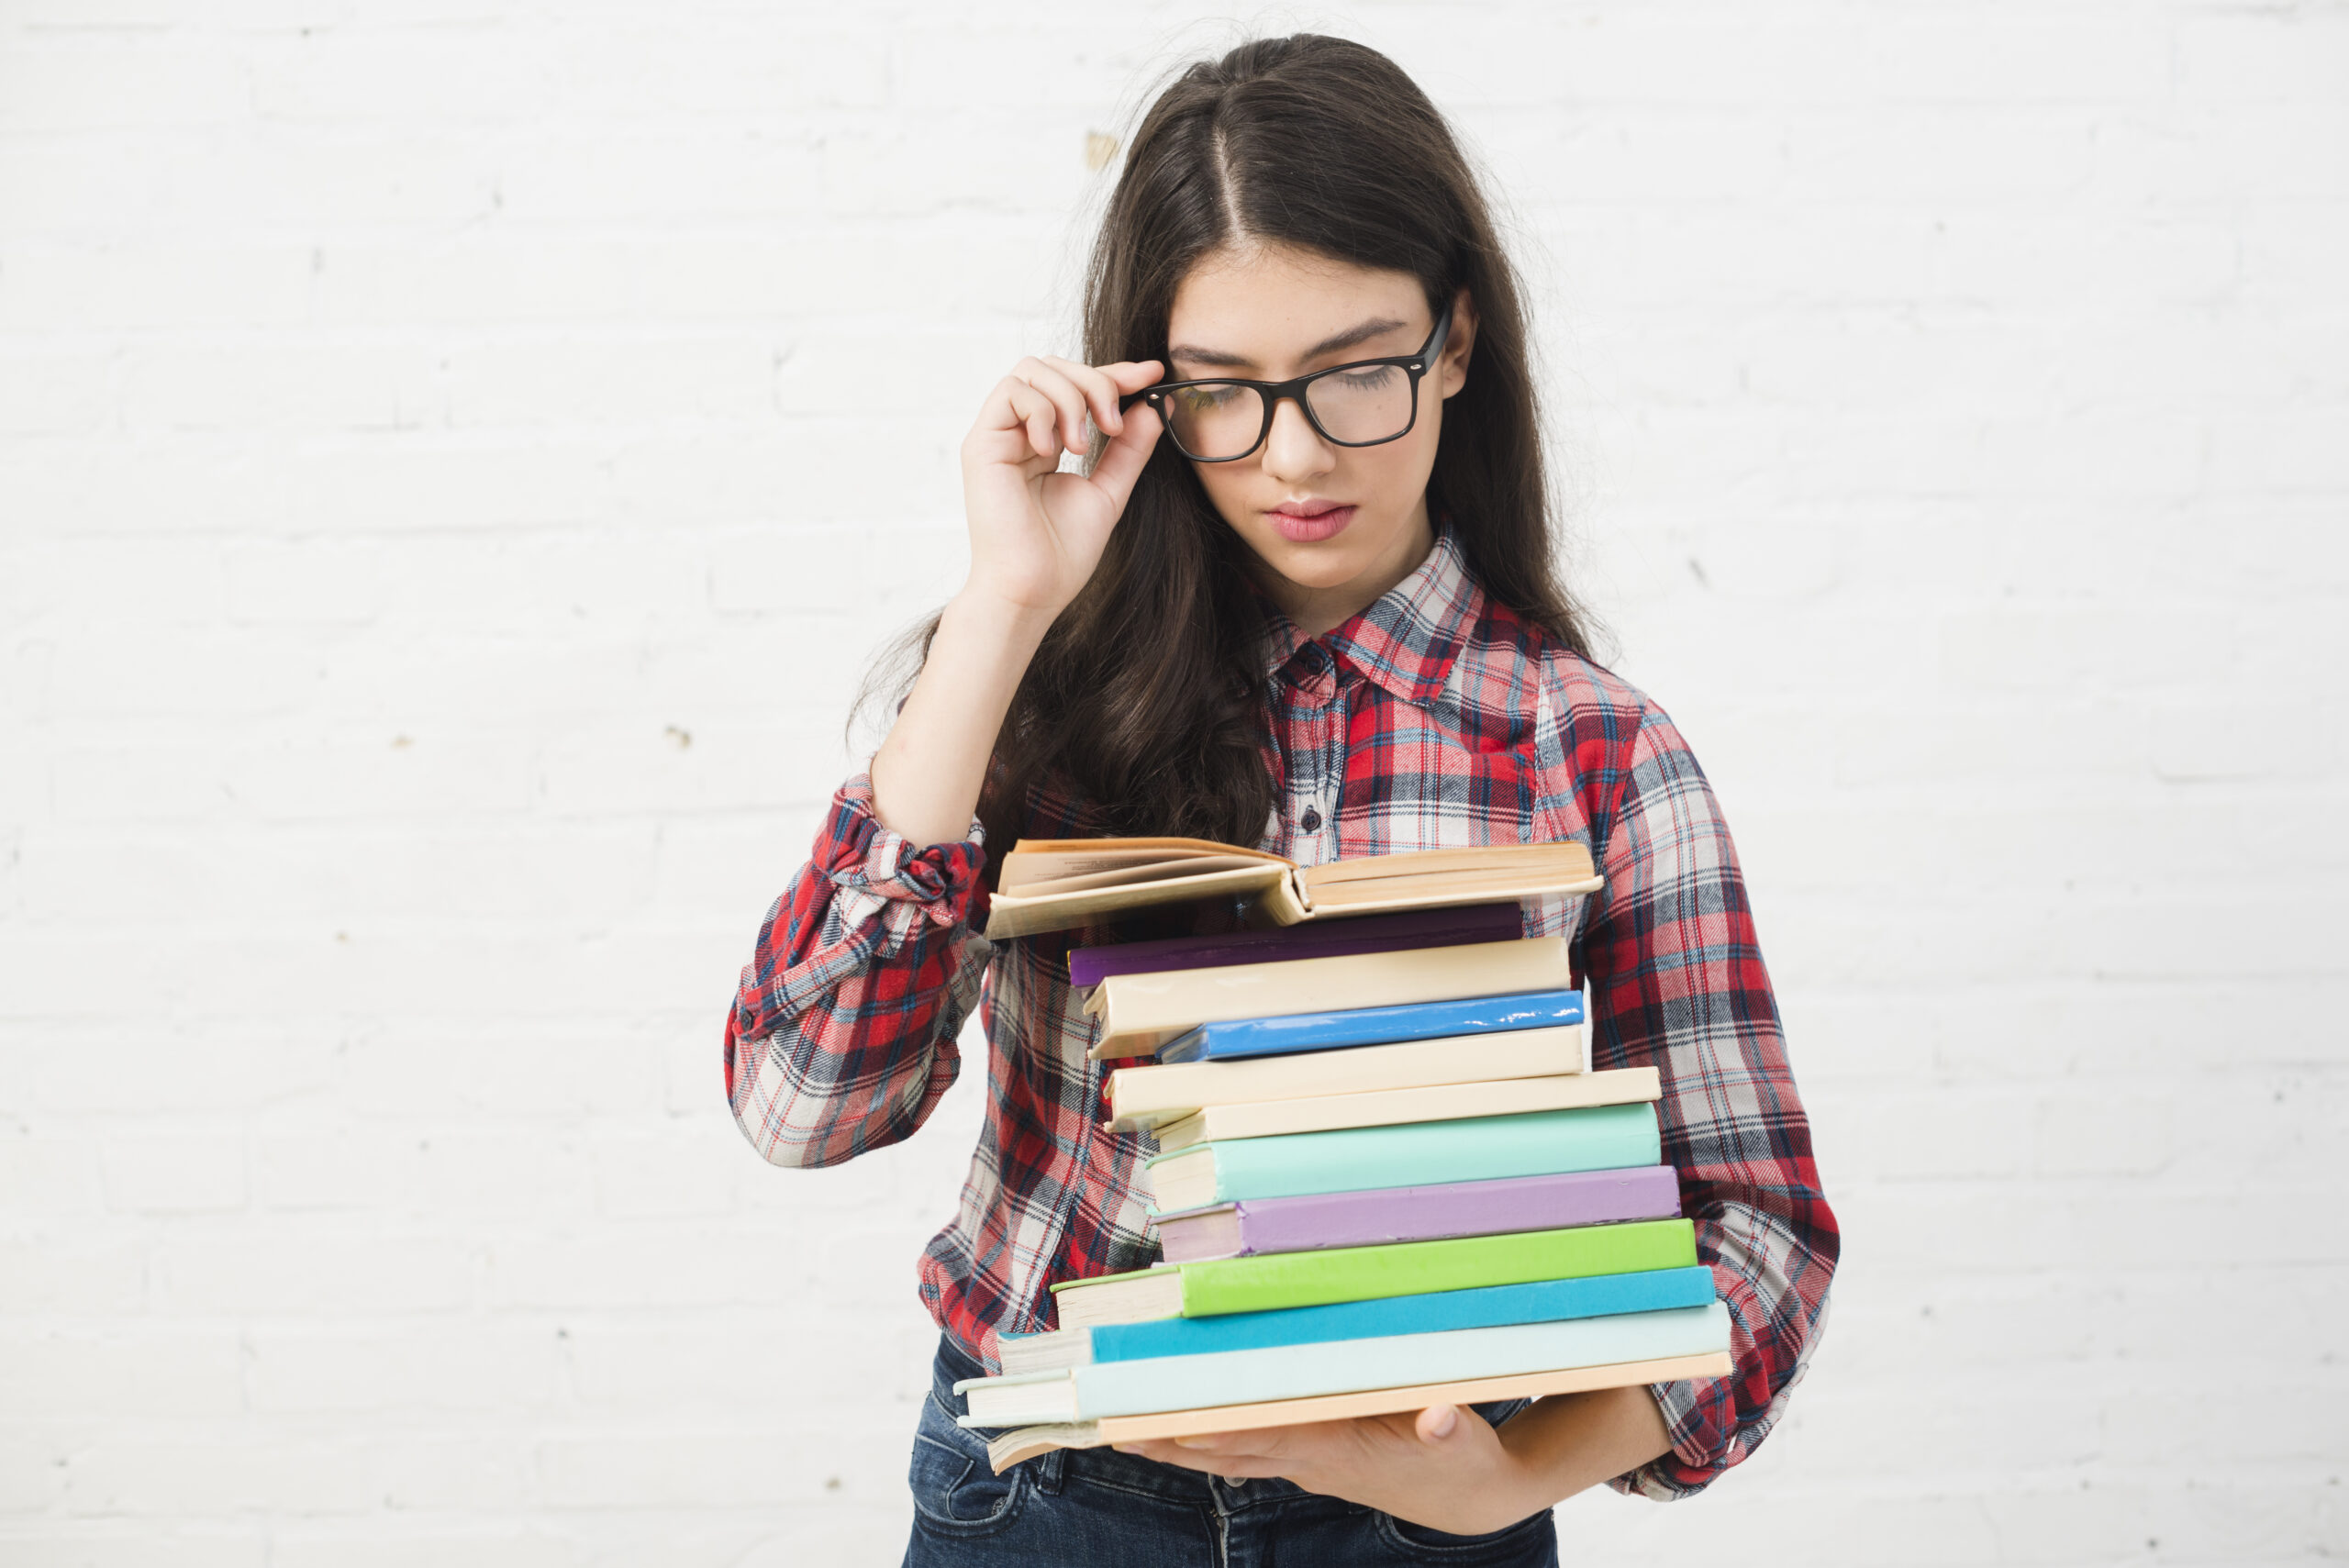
[
  {"x1": 1154, "y1": 988, "x2": 1586, "y2": 1063},
  {"x1": 995, "y1": 1265, "x2": 1718, "y2": 1374}
]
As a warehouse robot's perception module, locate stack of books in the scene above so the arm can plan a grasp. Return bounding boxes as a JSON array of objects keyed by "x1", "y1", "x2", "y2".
[{"x1": 953, "y1": 839, "x2": 1732, "y2": 1472}]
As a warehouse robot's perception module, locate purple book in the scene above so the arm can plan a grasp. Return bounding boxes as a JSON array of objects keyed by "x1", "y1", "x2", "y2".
[
  {"x1": 1067, "y1": 902, "x2": 1524, "y2": 992},
  {"x1": 1150, "y1": 1165, "x2": 1683, "y2": 1264}
]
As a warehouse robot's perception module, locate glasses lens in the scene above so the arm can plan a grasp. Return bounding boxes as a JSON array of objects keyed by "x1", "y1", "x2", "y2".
[
  {"x1": 1304, "y1": 364, "x2": 1415, "y2": 445},
  {"x1": 1162, "y1": 382, "x2": 1264, "y2": 461}
]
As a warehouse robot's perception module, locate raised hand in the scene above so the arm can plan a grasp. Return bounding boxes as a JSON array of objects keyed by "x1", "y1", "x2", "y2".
[{"x1": 959, "y1": 355, "x2": 1163, "y2": 617}]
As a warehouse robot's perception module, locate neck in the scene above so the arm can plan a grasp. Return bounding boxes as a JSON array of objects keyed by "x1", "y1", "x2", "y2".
[{"x1": 1254, "y1": 501, "x2": 1437, "y2": 639}]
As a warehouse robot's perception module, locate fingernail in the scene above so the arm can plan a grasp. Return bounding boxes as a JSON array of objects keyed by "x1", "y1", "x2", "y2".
[{"x1": 1427, "y1": 1407, "x2": 1457, "y2": 1440}]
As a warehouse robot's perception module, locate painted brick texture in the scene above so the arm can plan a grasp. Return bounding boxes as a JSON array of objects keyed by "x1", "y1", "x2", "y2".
[{"x1": 2, "y1": 4, "x2": 2343, "y2": 1563}]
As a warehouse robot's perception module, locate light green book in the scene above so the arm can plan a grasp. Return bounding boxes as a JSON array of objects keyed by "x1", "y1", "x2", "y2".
[
  {"x1": 1048, "y1": 1218, "x2": 1698, "y2": 1328},
  {"x1": 1144, "y1": 1102, "x2": 1662, "y2": 1212}
]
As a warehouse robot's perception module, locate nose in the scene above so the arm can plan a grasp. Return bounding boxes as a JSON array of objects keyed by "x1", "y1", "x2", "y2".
[{"x1": 1259, "y1": 394, "x2": 1334, "y2": 484}]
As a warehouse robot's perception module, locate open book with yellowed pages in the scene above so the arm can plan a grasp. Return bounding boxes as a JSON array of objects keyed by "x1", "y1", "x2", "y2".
[{"x1": 982, "y1": 838, "x2": 1602, "y2": 941}]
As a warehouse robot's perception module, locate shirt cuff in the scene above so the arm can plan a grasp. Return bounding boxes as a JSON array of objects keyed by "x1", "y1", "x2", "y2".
[
  {"x1": 1615, "y1": 1376, "x2": 1719, "y2": 1500},
  {"x1": 813, "y1": 773, "x2": 988, "y2": 934}
]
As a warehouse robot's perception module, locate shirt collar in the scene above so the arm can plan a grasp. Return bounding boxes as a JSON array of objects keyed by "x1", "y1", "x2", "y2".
[{"x1": 1260, "y1": 528, "x2": 1483, "y2": 706}]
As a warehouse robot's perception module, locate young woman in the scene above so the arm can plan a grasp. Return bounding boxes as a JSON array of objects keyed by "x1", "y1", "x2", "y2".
[{"x1": 726, "y1": 35, "x2": 1838, "y2": 1566}]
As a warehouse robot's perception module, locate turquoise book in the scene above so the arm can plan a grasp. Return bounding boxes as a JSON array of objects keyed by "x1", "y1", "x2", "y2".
[
  {"x1": 996, "y1": 1264, "x2": 1719, "y2": 1375},
  {"x1": 1144, "y1": 1102, "x2": 1662, "y2": 1212}
]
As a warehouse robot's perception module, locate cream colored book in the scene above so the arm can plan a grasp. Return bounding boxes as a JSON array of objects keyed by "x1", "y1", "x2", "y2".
[
  {"x1": 1149, "y1": 1066, "x2": 1661, "y2": 1152},
  {"x1": 1087, "y1": 937, "x2": 1573, "y2": 1060},
  {"x1": 1107, "y1": 1026, "x2": 1584, "y2": 1132},
  {"x1": 983, "y1": 838, "x2": 1601, "y2": 941},
  {"x1": 980, "y1": 1351, "x2": 1736, "y2": 1471}
]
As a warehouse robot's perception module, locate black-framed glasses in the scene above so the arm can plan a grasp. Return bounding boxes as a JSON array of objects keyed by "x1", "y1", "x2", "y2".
[{"x1": 1122, "y1": 302, "x2": 1453, "y2": 463}]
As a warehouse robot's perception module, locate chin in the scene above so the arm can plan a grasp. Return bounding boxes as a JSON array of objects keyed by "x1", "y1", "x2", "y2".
[{"x1": 1252, "y1": 535, "x2": 1373, "y2": 584}]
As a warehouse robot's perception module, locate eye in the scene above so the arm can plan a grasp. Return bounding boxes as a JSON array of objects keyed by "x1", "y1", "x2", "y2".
[{"x1": 1174, "y1": 384, "x2": 1243, "y2": 412}]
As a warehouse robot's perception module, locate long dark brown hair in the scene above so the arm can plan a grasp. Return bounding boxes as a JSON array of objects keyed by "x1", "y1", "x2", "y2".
[{"x1": 871, "y1": 34, "x2": 1593, "y2": 868}]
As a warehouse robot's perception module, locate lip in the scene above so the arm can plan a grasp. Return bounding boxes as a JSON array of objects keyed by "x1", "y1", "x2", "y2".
[{"x1": 1266, "y1": 498, "x2": 1356, "y2": 544}]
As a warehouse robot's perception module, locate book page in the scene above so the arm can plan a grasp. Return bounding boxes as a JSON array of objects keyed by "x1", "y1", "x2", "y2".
[
  {"x1": 997, "y1": 838, "x2": 1290, "y2": 895},
  {"x1": 1007, "y1": 854, "x2": 1282, "y2": 897},
  {"x1": 982, "y1": 863, "x2": 1293, "y2": 941},
  {"x1": 1299, "y1": 842, "x2": 1594, "y2": 890},
  {"x1": 1305, "y1": 865, "x2": 1605, "y2": 911}
]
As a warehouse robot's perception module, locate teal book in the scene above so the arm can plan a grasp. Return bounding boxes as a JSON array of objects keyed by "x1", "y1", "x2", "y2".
[
  {"x1": 1144, "y1": 1102, "x2": 1662, "y2": 1213},
  {"x1": 996, "y1": 1264, "x2": 1719, "y2": 1375},
  {"x1": 959, "y1": 1302, "x2": 1732, "y2": 1426}
]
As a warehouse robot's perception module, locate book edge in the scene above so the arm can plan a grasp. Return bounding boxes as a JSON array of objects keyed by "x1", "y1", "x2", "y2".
[{"x1": 981, "y1": 1350, "x2": 1735, "y2": 1468}]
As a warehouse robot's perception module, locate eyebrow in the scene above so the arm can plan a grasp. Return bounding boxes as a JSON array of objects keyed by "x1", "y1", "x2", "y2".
[{"x1": 1168, "y1": 315, "x2": 1413, "y2": 372}]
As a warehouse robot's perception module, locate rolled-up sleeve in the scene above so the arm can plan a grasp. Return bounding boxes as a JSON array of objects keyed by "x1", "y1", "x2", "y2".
[
  {"x1": 1581, "y1": 704, "x2": 1840, "y2": 1498},
  {"x1": 724, "y1": 773, "x2": 994, "y2": 1169}
]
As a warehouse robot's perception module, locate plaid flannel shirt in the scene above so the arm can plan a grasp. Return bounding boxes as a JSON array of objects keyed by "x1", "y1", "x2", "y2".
[{"x1": 725, "y1": 530, "x2": 1838, "y2": 1498}]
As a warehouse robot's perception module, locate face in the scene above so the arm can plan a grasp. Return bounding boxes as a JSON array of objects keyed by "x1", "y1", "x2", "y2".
[{"x1": 1163, "y1": 243, "x2": 1476, "y2": 629}]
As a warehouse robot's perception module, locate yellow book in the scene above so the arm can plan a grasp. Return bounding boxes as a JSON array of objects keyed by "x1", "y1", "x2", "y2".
[
  {"x1": 1106, "y1": 1025, "x2": 1584, "y2": 1131},
  {"x1": 1150, "y1": 1067, "x2": 1661, "y2": 1152}
]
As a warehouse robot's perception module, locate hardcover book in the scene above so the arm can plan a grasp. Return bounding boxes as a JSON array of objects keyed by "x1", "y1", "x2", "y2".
[
  {"x1": 1088, "y1": 939, "x2": 1575, "y2": 1059},
  {"x1": 1106, "y1": 1025, "x2": 1584, "y2": 1132},
  {"x1": 1047, "y1": 1218, "x2": 1697, "y2": 1327},
  {"x1": 1150, "y1": 1067, "x2": 1659, "y2": 1152},
  {"x1": 960, "y1": 1303, "x2": 1731, "y2": 1426},
  {"x1": 1143, "y1": 1102, "x2": 1663, "y2": 1213},
  {"x1": 1152, "y1": 989, "x2": 1586, "y2": 1064},
  {"x1": 996, "y1": 1263, "x2": 1717, "y2": 1374},
  {"x1": 1149, "y1": 1164, "x2": 1685, "y2": 1264},
  {"x1": 979, "y1": 1351, "x2": 1737, "y2": 1471},
  {"x1": 1067, "y1": 903, "x2": 1524, "y2": 990}
]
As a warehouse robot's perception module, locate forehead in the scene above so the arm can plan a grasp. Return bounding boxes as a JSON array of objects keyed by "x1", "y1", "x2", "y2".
[{"x1": 1167, "y1": 243, "x2": 1425, "y2": 360}]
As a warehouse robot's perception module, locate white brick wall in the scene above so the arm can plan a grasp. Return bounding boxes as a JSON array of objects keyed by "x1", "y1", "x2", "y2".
[{"x1": 2, "y1": 3, "x2": 2343, "y2": 1562}]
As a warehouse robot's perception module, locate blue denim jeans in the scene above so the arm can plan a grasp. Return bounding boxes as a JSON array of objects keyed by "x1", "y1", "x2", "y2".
[{"x1": 903, "y1": 1334, "x2": 1560, "y2": 1567}]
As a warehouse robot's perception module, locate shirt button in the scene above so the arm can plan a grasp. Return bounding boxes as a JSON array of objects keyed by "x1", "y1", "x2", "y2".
[{"x1": 1300, "y1": 807, "x2": 1322, "y2": 832}]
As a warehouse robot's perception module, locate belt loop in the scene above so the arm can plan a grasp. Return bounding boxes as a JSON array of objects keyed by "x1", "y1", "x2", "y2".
[{"x1": 1036, "y1": 1445, "x2": 1069, "y2": 1496}]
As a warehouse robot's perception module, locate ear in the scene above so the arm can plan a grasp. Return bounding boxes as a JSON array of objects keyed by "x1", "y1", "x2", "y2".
[{"x1": 1437, "y1": 285, "x2": 1478, "y2": 400}]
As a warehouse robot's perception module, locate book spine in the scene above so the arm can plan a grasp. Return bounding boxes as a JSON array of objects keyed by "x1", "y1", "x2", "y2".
[
  {"x1": 1178, "y1": 1218, "x2": 1698, "y2": 1318},
  {"x1": 1073, "y1": 1304, "x2": 1730, "y2": 1419},
  {"x1": 1086, "y1": 1265, "x2": 1719, "y2": 1363},
  {"x1": 1112, "y1": 1025, "x2": 1587, "y2": 1130},
  {"x1": 1179, "y1": 1165, "x2": 1685, "y2": 1261},
  {"x1": 981, "y1": 1351, "x2": 1727, "y2": 1458},
  {"x1": 1160, "y1": 989, "x2": 1586, "y2": 1064},
  {"x1": 1092, "y1": 939, "x2": 1572, "y2": 1043},
  {"x1": 1183, "y1": 1066, "x2": 1658, "y2": 1146},
  {"x1": 1198, "y1": 1102, "x2": 1662, "y2": 1204},
  {"x1": 1068, "y1": 903, "x2": 1524, "y2": 989}
]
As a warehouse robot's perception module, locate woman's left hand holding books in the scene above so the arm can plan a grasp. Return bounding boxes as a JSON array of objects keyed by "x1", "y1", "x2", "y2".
[
  {"x1": 1112, "y1": 1380, "x2": 1674, "y2": 1535},
  {"x1": 1115, "y1": 1403, "x2": 1538, "y2": 1535}
]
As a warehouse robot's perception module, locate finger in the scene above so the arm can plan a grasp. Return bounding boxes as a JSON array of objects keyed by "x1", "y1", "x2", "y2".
[
  {"x1": 1173, "y1": 1428, "x2": 1289, "y2": 1461},
  {"x1": 1416, "y1": 1404, "x2": 1460, "y2": 1443},
  {"x1": 1013, "y1": 358, "x2": 1094, "y2": 455},
  {"x1": 1038, "y1": 355, "x2": 1126, "y2": 438},
  {"x1": 1086, "y1": 400, "x2": 1162, "y2": 509},
  {"x1": 1112, "y1": 1440, "x2": 1287, "y2": 1479},
  {"x1": 1103, "y1": 359, "x2": 1164, "y2": 395},
  {"x1": 1004, "y1": 384, "x2": 1062, "y2": 463}
]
